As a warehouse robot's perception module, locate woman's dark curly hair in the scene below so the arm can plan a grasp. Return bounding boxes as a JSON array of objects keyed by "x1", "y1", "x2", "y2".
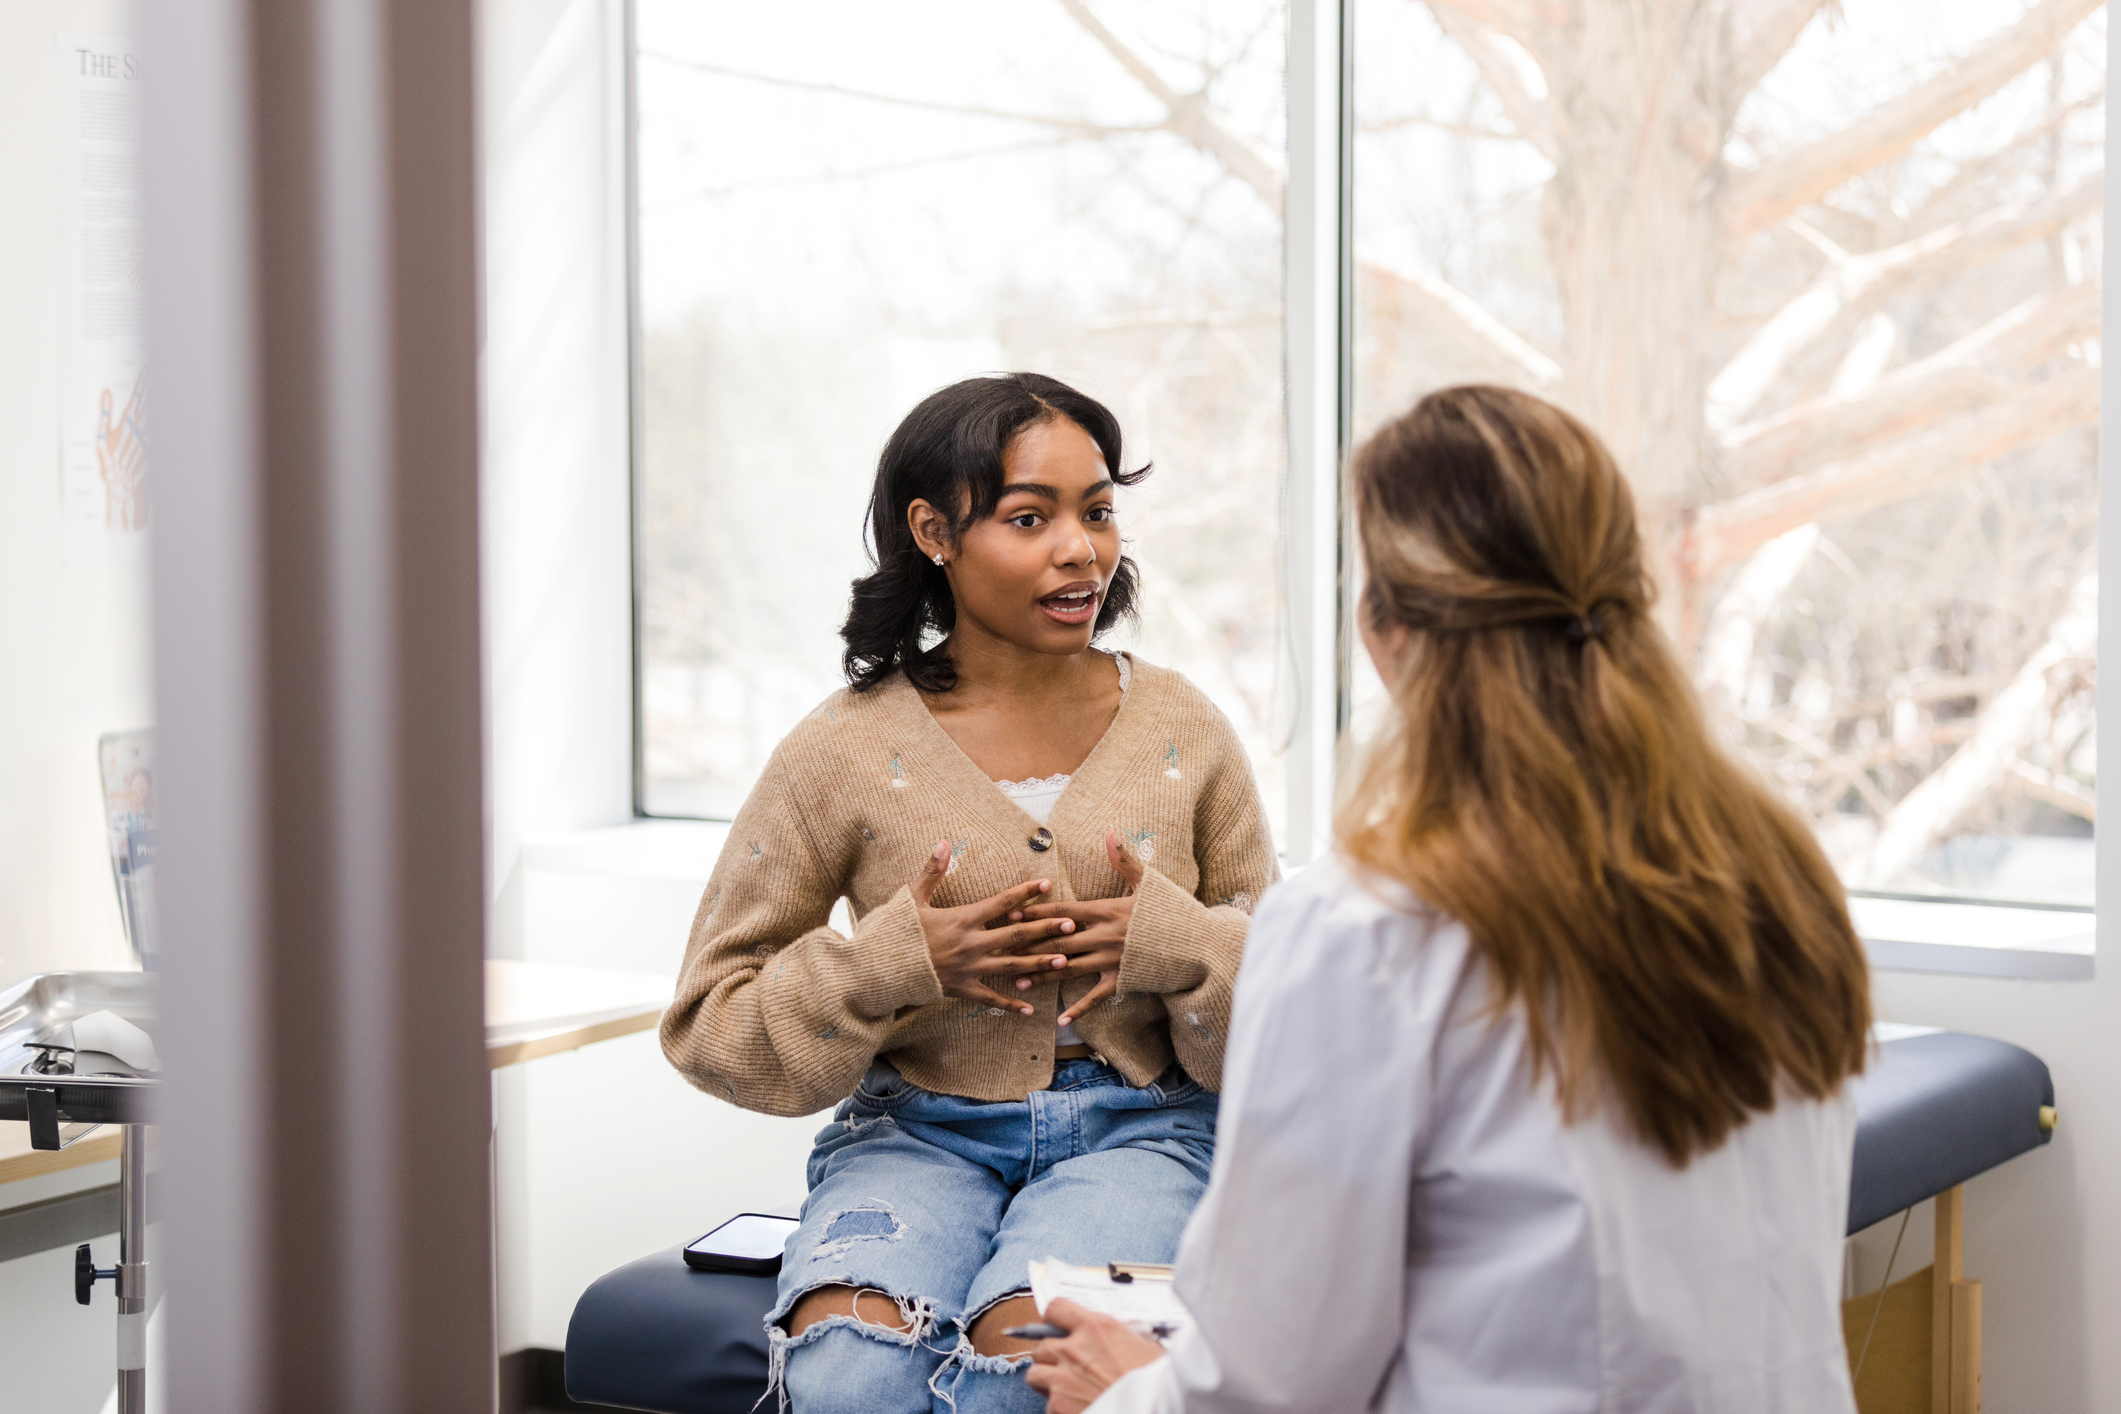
[{"x1": 842, "y1": 373, "x2": 1150, "y2": 694}]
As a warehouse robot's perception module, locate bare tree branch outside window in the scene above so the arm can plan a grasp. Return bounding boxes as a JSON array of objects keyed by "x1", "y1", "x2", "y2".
[{"x1": 1354, "y1": 0, "x2": 2103, "y2": 902}]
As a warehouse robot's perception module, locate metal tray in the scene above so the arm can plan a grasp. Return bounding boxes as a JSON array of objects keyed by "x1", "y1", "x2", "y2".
[{"x1": 0, "y1": 972, "x2": 157, "y2": 1143}]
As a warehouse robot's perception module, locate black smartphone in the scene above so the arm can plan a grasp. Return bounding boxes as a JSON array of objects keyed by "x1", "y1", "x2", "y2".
[{"x1": 683, "y1": 1213, "x2": 801, "y2": 1276}]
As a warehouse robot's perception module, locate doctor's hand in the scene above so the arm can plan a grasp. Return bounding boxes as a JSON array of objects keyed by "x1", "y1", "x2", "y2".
[
  {"x1": 1023, "y1": 1299, "x2": 1166, "y2": 1414},
  {"x1": 1006, "y1": 832, "x2": 1142, "y2": 1025},
  {"x1": 909, "y1": 841, "x2": 1074, "y2": 1016}
]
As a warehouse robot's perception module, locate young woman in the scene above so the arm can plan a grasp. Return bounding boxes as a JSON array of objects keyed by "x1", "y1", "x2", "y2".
[
  {"x1": 659, "y1": 373, "x2": 1278, "y2": 1414},
  {"x1": 1027, "y1": 385, "x2": 1872, "y2": 1414}
]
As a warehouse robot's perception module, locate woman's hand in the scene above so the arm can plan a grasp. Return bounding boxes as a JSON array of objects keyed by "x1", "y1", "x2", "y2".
[
  {"x1": 1023, "y1": 1300, "x2": 1167, "y2": 1414},
  {"x1": 1007, "y1": 832, "x2": 1143, "y2": 1026},
  {"x1": 910, "y1": 841, "x2": 1076, "y2": 1015}
]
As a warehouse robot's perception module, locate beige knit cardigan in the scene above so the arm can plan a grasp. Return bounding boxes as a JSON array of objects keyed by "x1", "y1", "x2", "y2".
[{"x1": 659, "y1": 657, "x2": 1280, "y2": 1116}]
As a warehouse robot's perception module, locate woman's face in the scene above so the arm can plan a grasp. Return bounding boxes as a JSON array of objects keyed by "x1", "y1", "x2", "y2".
[{"x1": 911, "y1": 416, "x2": 1120, "y2": 658}]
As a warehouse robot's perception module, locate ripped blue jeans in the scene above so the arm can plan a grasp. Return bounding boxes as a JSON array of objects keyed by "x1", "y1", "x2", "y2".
[{"x1": 766, "y1": 1057, "x2": 1218, "y2": 1414}]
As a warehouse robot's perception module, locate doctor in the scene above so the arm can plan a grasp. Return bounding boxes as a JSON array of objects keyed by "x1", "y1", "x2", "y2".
[{"x1": 1026, "y1": 385, "x2": 1872, "y2": 1414}]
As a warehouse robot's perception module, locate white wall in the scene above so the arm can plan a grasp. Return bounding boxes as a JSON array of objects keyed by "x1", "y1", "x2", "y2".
[
  {"x1": 497, "y1": 822, "x2": 819, "y2": 1350},
  {"x1": 0, "y1": 1155, "x2": 125, "y2": 1414},
  {"x1": 0, "y1": 5, "x2": 153, "y2": 1408},
  {"x1": 0, "y1": 1245, "x2": 121, "y2": 1413},
  {"x1": 0, "y1": 0, "x2": 147, "y2": 989}
]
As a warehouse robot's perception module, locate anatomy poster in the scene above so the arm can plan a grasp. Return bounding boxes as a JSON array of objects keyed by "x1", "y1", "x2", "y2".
[{"x1": 57, "y1": 34, "x2": 146, "y2": 567}]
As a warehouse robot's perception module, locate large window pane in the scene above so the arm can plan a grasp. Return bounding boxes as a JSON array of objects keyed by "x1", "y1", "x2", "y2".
[
  {"x1": 1354, "y1": 0, "x2": 2103, "y2": 905},
  {"x1": 636, "y1": 2, "x2": 1289, "y2": 833}
]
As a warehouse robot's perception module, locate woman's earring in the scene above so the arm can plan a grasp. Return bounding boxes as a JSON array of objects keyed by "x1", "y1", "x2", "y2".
[{"x1": 932, "y1": 554, "x2": 945, "y2": 567}]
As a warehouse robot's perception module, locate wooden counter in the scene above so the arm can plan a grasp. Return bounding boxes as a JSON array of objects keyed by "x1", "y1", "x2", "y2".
[
  {"x1": 482, "y1": 958, "x2": 673, "y2": 1070},
  {"x1": 1, "y1": 960, "x2": 673, "y2": 1189}
]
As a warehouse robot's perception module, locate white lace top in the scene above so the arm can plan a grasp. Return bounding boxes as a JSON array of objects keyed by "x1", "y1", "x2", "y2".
[{"x1": 993, "y1": 652, "x2": 1130, "y2": 1047}]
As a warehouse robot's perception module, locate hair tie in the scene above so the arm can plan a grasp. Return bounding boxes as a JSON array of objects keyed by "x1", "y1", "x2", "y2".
[{"x1": 1565, "y1": 610, "x2": 1604, "y2": 644}]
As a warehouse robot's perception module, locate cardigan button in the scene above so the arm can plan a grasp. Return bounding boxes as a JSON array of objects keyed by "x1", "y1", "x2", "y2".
[{"x1": 1028, "y1": 827, "x2": 1053, "y2": 852}]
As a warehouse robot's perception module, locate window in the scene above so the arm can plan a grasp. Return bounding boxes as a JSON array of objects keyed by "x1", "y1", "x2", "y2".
[
  {"x1": 633, "y1": 2, "x2": 1292, "y2": 835},
  {"x1": 631, "y1": 1, "x2": 2103, "y2": 920},
  {"x1": 1352, "y1": 0, "x2": 2103, "y2": 908}
]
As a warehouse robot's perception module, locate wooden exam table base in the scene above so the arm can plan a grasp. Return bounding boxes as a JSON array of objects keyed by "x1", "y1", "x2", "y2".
[{"x1": 1841, "y1": 1184, "x2": 1981, "y2": 1414}]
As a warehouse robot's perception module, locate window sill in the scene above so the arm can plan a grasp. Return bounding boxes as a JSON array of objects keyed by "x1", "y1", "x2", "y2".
[
  {"x1": 523, "y1": 826, "x2": 2096, "y2": 981},
  {"x1": 521, "y1": 817, "x2": 730, "y2": 884},
  {"x1": 1850, "y1": 894, "x2": 2095, "y2": 981}
]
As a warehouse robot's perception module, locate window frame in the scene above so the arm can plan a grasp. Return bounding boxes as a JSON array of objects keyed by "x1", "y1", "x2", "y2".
[{"x1": 623, "y1": 0, "x2": 652, "y2": 822}]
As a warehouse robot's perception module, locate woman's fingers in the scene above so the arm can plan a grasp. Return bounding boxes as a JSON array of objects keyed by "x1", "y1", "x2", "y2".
[
  {"x1": 1016, "y1": 945, "x2": 1108, "y2": 990},
  {"x1": 1022, "y1": 926, "x2": 1120, "y2": 955},
  {"x1": 1105, "y1": 831, "x2": 1146, "y2": 894},
  {"x1": 1025, "y1": 1299, "x2": 1164, "y2": 1412},
  {"x1": 965, "y1": 877, "x2": 1053, "y2": 923},
  {"x1": 977, "y1": 918, "x2": 1081, "y2": 953},
  {"x1": 971, "y1": 950, "x2": 1073, "y2": 976},
  {"x1": 1010, "y1": 899, "x2": 1108, "y2": 924},
  {"x1": 1057, "y1": 973, "x2": 1119, "y2": 1027},
  {"x1": 908, "y1": 840, "x2": 954, "y2": 908},
  {"x1": 1015, "y1": 946, "x2": 1110, "y2": 989},
  {"x1": 1047, "y1": 949, "x2": 1122, "y2": 983},
  {"x1": 1044, "y1": 1299, "x2": 1089, "y2": 1330},
  {"x1": 954, "y1": 980, "x2": 1036, "y2": 1015}
]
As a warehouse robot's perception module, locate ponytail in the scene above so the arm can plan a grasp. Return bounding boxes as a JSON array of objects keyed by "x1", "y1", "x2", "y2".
[{"x1": 1341, "y1": 386, "x2": 1870, "y2": 1166}]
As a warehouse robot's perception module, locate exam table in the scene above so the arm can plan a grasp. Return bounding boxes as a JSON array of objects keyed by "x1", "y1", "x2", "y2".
[{"x1": 564, "y1": 1027, "x2": 2055, "y2": 1414}]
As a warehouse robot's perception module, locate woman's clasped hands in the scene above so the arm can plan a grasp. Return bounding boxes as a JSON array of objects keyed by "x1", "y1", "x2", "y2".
[
  {"x1": 1008, "y1": 830, "x2": 1144, "y2": 1026},
  {"x1": 909, "y1": 840, "x2": 1076, "y2": 1014},
  {"x1": 907, "y1": 831, "x2": 1146, "y2": 1025}
]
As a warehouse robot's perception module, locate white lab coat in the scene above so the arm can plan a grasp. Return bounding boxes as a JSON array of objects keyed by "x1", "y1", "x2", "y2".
[{"x1": 1089, "y1": 854, "x2": 1858, "y2": 1414}]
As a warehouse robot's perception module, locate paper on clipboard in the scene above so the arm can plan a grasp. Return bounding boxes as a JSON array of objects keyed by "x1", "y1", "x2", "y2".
[{"x1": 1027, "y1": 1259, "x2": 1192, "y2": 1338}]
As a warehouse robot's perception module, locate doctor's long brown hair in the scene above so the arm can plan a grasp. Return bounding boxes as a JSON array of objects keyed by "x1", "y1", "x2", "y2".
[{"x1": 1340, "y1": 386, "x2": 1870, "y2": 1166}]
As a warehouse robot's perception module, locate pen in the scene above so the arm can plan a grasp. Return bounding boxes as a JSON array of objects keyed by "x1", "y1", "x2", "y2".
[
  {"x1": 1003, "y1": 1322, "x2": 1069, "y2": 1339},
  {"x1": 1003, "y1": 1321, "x2": 1181, "y2": 1341}
]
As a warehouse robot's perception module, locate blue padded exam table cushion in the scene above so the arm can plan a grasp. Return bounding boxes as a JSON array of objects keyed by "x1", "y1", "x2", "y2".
[
  {"x1": 566, "y1": 1028, "x2": 2054, "y2": 1413},
  {"x1": 1846, "y1": 1029, "x2": 2053, "y2": 1234},
  {"x1": 565, "y1": 1248, "x2": 775, "y2": 1413}
]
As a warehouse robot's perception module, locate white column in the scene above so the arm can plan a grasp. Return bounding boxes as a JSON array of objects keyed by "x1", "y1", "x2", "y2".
[
  {"x1": 1282, "y1": 0, "x2": 1353, "y2": 865},
  {"x1": 141, "y1": 1, "x2": 495, "y2": 1410},
  {"x1": 480, "y1": 0, "x2": 638, "y2": 953}
]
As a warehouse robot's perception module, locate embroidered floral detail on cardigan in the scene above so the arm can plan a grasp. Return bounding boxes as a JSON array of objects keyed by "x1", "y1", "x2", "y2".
[
  {"x1": 888, "y1": 753, "x2": 909, "y2": 788},
  {"x1": 1122, "y1": 827, "x2": 1158, "y2": 863},
  {"x1": 1164, "y1": 742, "x2": 1182, "y2": 779}
]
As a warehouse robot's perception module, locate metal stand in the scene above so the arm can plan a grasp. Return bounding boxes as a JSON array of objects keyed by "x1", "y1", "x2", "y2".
[
  {"x1": 2, "y1": 971, "x2": 158, "y2": 1413},
  {"x1": 76, "y1": 1125, "x2": 148, "y2": 1414},
  {"x1": 117, "y1": 1124, "x2": 147, "y2": 1414}
]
